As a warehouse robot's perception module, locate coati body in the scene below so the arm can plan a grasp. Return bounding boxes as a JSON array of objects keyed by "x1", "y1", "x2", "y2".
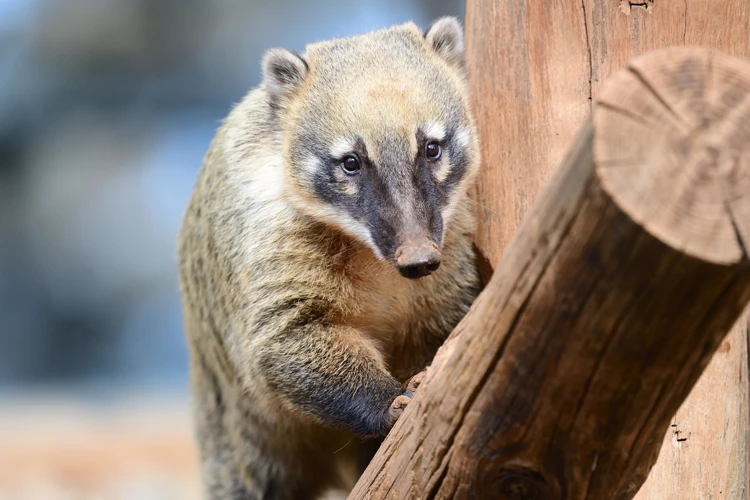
[{"x1": 178, "y1": 17, "x2": 481, "y2": 500}]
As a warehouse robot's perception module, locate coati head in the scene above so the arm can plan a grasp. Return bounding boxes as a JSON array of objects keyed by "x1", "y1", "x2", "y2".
[{"x1": 262, "y1": 18, "x2": 479, "y2": 279}]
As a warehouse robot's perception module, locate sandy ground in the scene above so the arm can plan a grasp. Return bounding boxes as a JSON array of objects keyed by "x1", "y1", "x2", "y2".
[{"x1": 0, "y1": 392, "x2": 201, "y2": 500}]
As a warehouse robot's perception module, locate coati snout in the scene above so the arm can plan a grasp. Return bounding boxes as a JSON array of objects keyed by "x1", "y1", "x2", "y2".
[
  {"x1": 395, "y1": 234, "x2": 441, "y2": 279},
  {"x1": 323, "y1": 135, "x2": 450, "y2": 279}
]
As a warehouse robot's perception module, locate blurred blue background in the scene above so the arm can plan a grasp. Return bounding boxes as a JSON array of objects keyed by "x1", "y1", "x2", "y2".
[
  {"x1": 0, "y1": 1, "x2": 463, "y2": 497},
  {"x1": 0, "y1": 0, "x2": 464, "y2": 390}
]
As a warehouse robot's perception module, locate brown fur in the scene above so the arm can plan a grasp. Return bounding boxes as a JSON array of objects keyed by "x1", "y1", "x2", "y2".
[{"x1": 178, "y1": 18, "x2": 480, "y2": 500}]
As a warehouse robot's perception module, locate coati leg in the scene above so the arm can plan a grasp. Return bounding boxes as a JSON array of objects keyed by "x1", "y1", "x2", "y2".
[
  {"x1": 191, "y1": 354, "x2": 256, "y2": 499},
  {"x1": 194, "y1": 323, "x2": 413, "y2": 500},
  {"x1": 194, "y1": 356, "x2": 347, "y2": 500},
  {"x1": 357, "y1": 372, "x2": 426, "y2": 473},
  {"x1": 255, "y1": 323, "x2": 409, "y2": 438}
]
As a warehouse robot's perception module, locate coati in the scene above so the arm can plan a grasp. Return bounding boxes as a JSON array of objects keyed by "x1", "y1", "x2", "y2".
[{"x1": 178, "y1": 16, "x2": 481, "y2": 500}]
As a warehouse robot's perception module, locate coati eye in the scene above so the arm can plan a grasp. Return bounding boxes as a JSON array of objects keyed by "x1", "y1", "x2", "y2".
[
  {"x1": 425, "y1": 141, "x2": 442, "y2": 160},
  {"x1": 340, "y1": 155, "x2": 361, "y2": 175}
]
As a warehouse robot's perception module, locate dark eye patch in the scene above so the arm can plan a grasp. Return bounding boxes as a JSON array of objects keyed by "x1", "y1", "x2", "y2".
[
  {"x1": 332, "y1": 138, "x2": 371, "y2": 178},
  {"x1": 414, "y1": 125, "x2": 470, "y2": 205},
  {"x1": 441, "y1": 125, "x2": 469, "y2": 191},
  {"x1": 305, "y1": 135, "x2": 374, "y2": 205}
]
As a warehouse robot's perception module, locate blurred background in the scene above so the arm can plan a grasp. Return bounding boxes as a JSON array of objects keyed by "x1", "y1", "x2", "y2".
[{"x1": 0, "y1": 1, "x2": 463, "y2": 498}]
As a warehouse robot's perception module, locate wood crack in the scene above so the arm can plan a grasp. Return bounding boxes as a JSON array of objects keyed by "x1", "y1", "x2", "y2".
[
  {"x1": 627, "y1": 65, "x2": 690, "y2": 128},
  {"x1": 726, "y1": 199, "x2": 749, "y2": 261},
  {"x1": 683, "y1": 0, "x2": 688, "y2": 45},
  {"x1": 582, "y1": 0, "x2": 593, "y2": 107},
  {"x1": 595, "y1": 101, "x2": 650, "y2": 126}
]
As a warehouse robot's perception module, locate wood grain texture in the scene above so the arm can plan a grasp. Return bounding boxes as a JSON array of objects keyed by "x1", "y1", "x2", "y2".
[
  {"x1": 467, "y1": 1, "x2": 750, "y2": 498},
  {"x1": 466, "y1": 0, "x2": 591, "y2": 272},
  {"x1": 349, "y1": 47, "x2": 750, "y2": 500}
]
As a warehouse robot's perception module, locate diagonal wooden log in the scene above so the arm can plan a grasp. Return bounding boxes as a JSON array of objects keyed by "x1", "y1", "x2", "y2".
[{"x1": 349, "y1": 47, "x2": 750, "y2": 500}]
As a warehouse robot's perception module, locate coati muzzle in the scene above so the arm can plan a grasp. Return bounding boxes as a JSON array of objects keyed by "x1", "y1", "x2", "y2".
[{"x1": 394, "y1": 233, "x2": 441, "y2": 279}]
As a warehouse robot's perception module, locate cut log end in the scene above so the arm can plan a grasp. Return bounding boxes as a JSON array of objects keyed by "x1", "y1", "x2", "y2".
[{"x1": 594, "y1": 47, "x2": 750, "y2": 265}]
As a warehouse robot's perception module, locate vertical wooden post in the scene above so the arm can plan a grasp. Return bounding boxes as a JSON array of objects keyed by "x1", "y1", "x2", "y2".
[{"x1": 466, "y1": 1, "x2": 750, "y2": 498}]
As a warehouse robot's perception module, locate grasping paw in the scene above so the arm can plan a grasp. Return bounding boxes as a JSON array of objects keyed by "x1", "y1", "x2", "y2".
[
  {"x1": 404, "y1": 370, "x2": 425, "y2": 397},
  {"x1": 388, "y1": 394, "x2": 412, "y2": 424},
  {"x1": 388, "y1": 370, "x2": 427, "y2": 425}
]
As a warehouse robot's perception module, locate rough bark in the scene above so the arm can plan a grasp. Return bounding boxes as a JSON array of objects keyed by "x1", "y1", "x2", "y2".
[{"x1": 349, "y1": 47, "x2": 750, "y2": 500}]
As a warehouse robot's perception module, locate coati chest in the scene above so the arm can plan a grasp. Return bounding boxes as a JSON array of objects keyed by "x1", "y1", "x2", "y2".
[{"x1": 330, "y1": 226, "x2": 477, "y2": 381}]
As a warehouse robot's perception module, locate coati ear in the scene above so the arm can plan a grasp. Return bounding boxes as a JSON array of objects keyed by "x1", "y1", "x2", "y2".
[
  {"x1": 424, "y1": 17, "x2": 465, "y2": 69},
  {"x1": 262, "y1": 48, "x2": 309, "y2": 102}
]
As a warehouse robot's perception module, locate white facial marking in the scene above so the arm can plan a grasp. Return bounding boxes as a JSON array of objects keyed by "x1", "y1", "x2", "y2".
[
  {"x1": 454, "y1": 127, "x2": 471, "y2": 149},
  {"x1": 434, "y1": 125, "x2": 471, "y2": 183},
  {"x1": 301, "y1": 155, "x2": 321, "y2": 177},
  {"x1": 308, "y1": 203, "x2": 383, "y2": 258},
  {"x1": 341, "y1": 180, "x2": 359, "y2": 196},
  {"x1": 423, "y1": 122, "x2": 449, "y2": 182},
  {"x1": 423, "y1": 122, "x2": 446, "y2": 142},
  {"x1": 434, "y1": 165, "x2": 451, "y2": 183},
  {"x1": 330, "y1": 136, "x2": 358, "y2": 159}
]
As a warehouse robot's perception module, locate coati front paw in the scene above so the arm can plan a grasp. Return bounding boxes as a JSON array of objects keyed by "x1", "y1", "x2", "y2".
[
  {"x1": 387, "y1": 370, "x2": 426, "y2": 425},
  {"x1": 405, "y1": 370, "x2": 425, "y2": 395},
  {"x1": 388, "y1": 394, "x2": 411, "y2": 424}
]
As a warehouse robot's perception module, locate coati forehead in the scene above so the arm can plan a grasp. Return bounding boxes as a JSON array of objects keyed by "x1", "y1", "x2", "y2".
[{"x1": 294, "y1": 23, "x2": 469, "y2": 163}]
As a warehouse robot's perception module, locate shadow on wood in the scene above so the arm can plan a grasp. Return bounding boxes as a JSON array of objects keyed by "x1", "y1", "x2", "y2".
[{"x1": 349, "y1": 47, "x2": 750, "y2": 500}]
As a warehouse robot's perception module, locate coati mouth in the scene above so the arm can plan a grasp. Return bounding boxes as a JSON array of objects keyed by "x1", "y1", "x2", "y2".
[{"x1": 394, "y1": 238, "x2": 441, "y2": 279}]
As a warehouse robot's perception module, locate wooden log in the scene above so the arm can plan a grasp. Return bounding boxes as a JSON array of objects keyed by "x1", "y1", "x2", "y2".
[
  {"x1": 584, "y1": 3, "x2": 750, "y2": 498},
  {"x1": 467, "y1": 1, "x2": 750, "y2": 498},
  {"x1": 349, "y1": 47, "x2": 750, "y2": 499}
]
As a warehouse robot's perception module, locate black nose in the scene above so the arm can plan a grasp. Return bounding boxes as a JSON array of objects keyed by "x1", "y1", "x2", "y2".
[{"x1": 397, "y1": 258, "x2": 441, "y2": 279}]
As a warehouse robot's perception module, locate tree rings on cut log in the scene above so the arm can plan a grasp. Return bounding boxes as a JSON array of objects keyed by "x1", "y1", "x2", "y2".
[{"x1": 594, "y1": 47, "x2": 750, "y2": 265}]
